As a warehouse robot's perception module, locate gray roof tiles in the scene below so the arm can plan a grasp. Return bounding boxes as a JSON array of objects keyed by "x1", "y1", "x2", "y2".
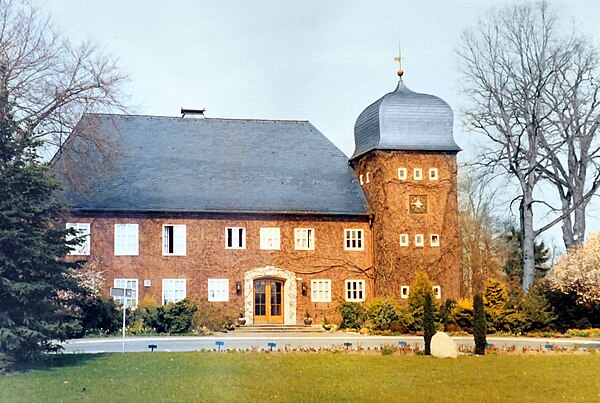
[
  {"x1": 352, "y1": 81, "x2": 461, "y2": 159},
  {"x1": 52, "y1": 114, "x2": 371, "y2": 216}
]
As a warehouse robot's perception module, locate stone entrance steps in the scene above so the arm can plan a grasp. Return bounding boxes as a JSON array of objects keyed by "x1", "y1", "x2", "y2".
[{"x1": 234, "y1": 324, "x2": 325, "y2": 333}]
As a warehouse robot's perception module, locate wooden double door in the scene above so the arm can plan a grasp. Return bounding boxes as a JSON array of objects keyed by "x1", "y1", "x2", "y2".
[{"x1": 253, "y1": 278, "x2": 284, "y2": 324}]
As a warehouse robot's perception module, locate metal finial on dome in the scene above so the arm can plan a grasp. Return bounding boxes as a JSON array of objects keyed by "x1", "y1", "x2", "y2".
[{"x1": 393, "y1": 42, "x2": 404, "y2": 81}]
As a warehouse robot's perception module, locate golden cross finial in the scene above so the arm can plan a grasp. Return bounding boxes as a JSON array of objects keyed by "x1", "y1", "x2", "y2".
[{"x1": 393, "y1": 42, "x2": 404, "y2": 80}]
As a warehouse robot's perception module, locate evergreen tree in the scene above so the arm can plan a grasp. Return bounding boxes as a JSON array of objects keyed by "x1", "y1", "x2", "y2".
[
  {"x1": 423, "y1": 292, "x2": 435, "y2": 356},
  {"x1": 503, "y1": 227, "x2": 550, "y2": 286},
  {"x1": 473, "y1": 293, "x2": 487, "y2": 355},
  {"x1": 408, "y1": 271, "x2": 436, "y2": 331},
  {"x1": 0, "y1": 76, "x2": 83, "y2": 361}
]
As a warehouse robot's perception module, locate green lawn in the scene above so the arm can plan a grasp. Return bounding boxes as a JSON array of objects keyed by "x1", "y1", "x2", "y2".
[{"x1": 1, "y1": 353, "x2": 599, "y2": 402}]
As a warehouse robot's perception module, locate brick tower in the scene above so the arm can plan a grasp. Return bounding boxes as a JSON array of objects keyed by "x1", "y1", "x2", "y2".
[{"x1": 350, "y1": 68, "x2": 462, "y2": 300}]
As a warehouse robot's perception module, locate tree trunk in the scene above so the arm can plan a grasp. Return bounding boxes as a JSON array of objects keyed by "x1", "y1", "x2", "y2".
[{"x1": 520, "y1": 195, "x2": 536, "y2": 292}]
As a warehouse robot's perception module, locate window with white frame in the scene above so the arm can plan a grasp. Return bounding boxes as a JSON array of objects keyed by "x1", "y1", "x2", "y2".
[
  {"x1": 344, "y1": 229, "x2": 364, "y2": 250},
  {"x1": 429, "y1": 168, "x2": 439, "y2": 180},
  {"x1": 295, "y1": 228, "x2": 314, "y2": 250},
  {"x1": 114, "y1": 224, "x2": 139, "y2": 256},
  {"x1": 398, "y1": 167, "x2": 407, "y2": 180},
  {"x1": 311, "y1": 279, "x2": 332, "y2": 302},
  {"x1": 66, "y1": 223, "x2": 91, "y2": 255},
  {"x1": 345, "y1": 280, "x2": 365, "y2": 302},
  {"x1": 430, "y1": 234, "x2": 440, "y2": 247},
  {"x1": 162, "y1": 224, "x2": 186, "y2": 255},
  {"x1": 162, "y1": 279, "x2": 186, "y2": 304},
  {"x1": 415, "y1": 234, "x2": 424, "y2": 247},
  {"x1": 359, "y1": 174, "x2": 364, "y2": 185},
  {"x1": 432, "y1": 286, "x2": 441, "y2": 299},
  {"x1": 399, "y1": 233, "x2": 409, "y2": 247},
  {"x1": 260, "y1": 227, "x2": 280, "y2": 250},
  {"x1": 226, "y1": 227, "x2": 246, "y2": 249},
  {"x1": 113, "y1": 278, "x2": 138, "y2": 307},
  {"x1": 400, "y1": 285, "x2": 410, "y2": 299},
  {"x1": 208, "y1": 279, "x2": 229, "y2": 302},
  {"x1": 366, "y1": 172, "x2": 371, "y2": 183},
  {"x1": 414, "y1": 168, "x2": 423, "y2": 180}
]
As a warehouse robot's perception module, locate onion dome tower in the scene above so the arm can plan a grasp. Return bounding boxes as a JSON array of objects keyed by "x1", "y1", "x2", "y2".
[{"x1": 350, "y1": 65, "x2": 461, "y2": 299}]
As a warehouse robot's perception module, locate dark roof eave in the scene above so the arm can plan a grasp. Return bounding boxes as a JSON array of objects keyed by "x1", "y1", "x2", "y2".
[
  {"x1": 350, "y1": 145, "x2": 462, "y2": 161},
  {"x1": 66, "y1": 207, "x2": 372, "y2": 218}
]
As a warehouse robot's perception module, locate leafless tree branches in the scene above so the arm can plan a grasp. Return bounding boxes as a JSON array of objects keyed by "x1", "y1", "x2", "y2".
[
  {"x1": 458, "y1": 1, "x2": 600, "y2": 291},
  {"x1": 0, "y1": 0, "x2": 128, "y2": 156}
]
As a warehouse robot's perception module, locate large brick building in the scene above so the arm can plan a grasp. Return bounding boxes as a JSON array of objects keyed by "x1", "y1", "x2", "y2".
[{"x1": 53, "y1": 72, "x2": 461, "y2": 325}]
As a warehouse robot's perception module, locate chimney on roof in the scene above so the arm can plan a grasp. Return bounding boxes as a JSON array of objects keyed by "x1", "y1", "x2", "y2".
[{"x1": 181, "y1": 108, "x2": 206, "y2": 118}]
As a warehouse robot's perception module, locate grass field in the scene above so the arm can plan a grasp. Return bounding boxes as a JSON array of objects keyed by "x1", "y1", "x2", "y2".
[{"x1": 1, "y1": 352, "x2": 599, "y2": 402}]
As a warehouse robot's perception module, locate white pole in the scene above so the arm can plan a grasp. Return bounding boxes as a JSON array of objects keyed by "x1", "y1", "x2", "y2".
[{"x1": 122, "y1": 302, "x2": 126, "y2": 354}]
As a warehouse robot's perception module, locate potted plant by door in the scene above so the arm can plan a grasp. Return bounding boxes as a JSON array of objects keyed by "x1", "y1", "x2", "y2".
[
  {"x1": 304, "y1": 310, "x2": 313, "y2": 325},
  {"x1": 237, "y1": 310, "x2": 246, "y2": 326}
]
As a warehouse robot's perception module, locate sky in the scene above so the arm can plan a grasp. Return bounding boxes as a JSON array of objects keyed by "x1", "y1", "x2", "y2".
[{"x1": 33, "y1": 0, "x2": 600, "y2": 253}]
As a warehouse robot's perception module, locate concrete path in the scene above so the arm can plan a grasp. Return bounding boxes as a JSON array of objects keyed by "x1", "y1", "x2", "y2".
[{"x1": 60, "y1": 333, "x2": 600, "y2": 354}]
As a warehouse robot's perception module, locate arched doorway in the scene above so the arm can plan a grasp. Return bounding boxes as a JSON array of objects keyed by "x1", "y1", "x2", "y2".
[
  {"x1": 244, "y1": 266, "x2": 297, "y2": 325},
  {"x1": 253, "y1": 278, "x2": 284, "y2": 324}
]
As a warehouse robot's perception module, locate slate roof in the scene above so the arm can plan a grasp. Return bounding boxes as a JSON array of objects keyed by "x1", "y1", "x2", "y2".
[
  {"x1": 52, "y1": 114, "x2": 371, "y2": 216},
  {"x1": 351, "y1": 81, "x2": 461, "y2": 159}
]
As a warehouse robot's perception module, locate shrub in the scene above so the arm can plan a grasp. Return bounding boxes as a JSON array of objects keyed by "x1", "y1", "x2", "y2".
[
  {"x1": 134, "y1": 299, "x2": 197, "y2": 334},
  {"x1": 483, "y1": 279, "x2": 510, "y2": 332},
  {"x1": 408, "y1": 272, "x2": 437, "y2": 331},
  {"x1": 520, "y1": 284, "x2": 555, "y2": 332},
  {"x1": 473, "y1": 294, "x2": 486, "y2": 355},
  {"x1": 367, "y1": 297, "x2": 401, "y2": 331},
  {"x1": 76, "y1": 296, "x2": 122, "y2": 337},
  {"x1": 193, "y1": 301, "x2": 231, "y2": 332},
  {"x1": 339, "y1": 302, "x2": 366, "y2": 329},
  {"x1": 450, "y1": 299, "x2": 473, "y2": 331},
  {"x1": 423, "y1": 293, "x2": 435, "y2": 356}
]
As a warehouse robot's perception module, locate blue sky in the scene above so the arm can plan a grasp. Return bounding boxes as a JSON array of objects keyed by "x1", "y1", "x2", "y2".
[{"x1": 34, "y1": 0, "x2": 600, "y2": 251}]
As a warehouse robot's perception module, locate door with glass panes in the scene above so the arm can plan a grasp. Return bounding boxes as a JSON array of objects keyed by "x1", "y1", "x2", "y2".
[{"x1": 253, "y1": 278, "x2": 284, "y2": 324}]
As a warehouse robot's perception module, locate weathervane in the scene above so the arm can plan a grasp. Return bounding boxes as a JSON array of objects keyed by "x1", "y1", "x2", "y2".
[{"x1": 394, "y1": 42, "x2": 404, "y2": 80}]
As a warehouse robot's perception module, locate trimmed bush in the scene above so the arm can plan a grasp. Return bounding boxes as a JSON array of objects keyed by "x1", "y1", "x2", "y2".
[
  {"x1": 473, "y1": 294, "x2": 486, "y2": 355},
  {"x1": 76, "y1": 296, "x2": 122, "y2": 337},
  {"x1": 339, "y1": 302, "x2": 367, "y2": 330},
  {"x1": 367, "y1": 297, "x2": 401, "y2": 331},
  {"x1": 423, "y1": 292, "x2": 435, "y2": 356}
]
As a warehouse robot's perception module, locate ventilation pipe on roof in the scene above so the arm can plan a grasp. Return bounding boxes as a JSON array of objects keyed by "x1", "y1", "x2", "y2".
[{"x1": 181, "y1": 108, "x2": 206, "y2": 118}]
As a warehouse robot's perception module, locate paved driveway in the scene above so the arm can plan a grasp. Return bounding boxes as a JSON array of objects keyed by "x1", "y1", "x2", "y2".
[{"x1": 61, "y1": 333, "x2": 600, "y2": 354}]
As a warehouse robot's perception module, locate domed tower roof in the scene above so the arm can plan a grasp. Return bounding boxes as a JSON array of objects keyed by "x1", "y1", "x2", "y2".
[{"x1": 351, "y1": 76, "x2": 460, "y2": 160}]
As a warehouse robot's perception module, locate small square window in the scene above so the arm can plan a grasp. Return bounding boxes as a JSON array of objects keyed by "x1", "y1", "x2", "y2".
[
  {"x1": 398, "y1": 168, "x2": 407, "y2": 180},
  {"x1": 66, "y1": 223, "x2": 91, "y2": 255},
  {"x1": 414, "y1": 168, "x2": 423, "y2": 180},
  {"x1": 260, "y1": 227, "x2": 280, "y2": 250},
  {"x1": 432, "y1": 286, "x2": 441, "y2": 299},
  {"x1": 163, "y1": 224, "x2": 186, "y2": 255},
  {"x1": 399, "y1": 233, "x2": 409, "y2": 247},
  {"x1": 226, "y1": 227, "x2": 246, "y2": 249},
  {"x1": 311, "y1": 279, "x2": 332, "y2": 302},
  {"x1": 345, "y1": 280, "x2": 365, "y2": 302},
  {"x1": 344, "y1": 229, "x2": 364, "y2": 251},
  {"x1": 295, "y1": 228, "x2": 314, "y2": 250},
  {"x1": 430, "y1": 234, "x2": 440, "y2": 247},
  {"x1": 208, "y1": 279, "x2": 229, "y2": 302},
  {"x1": 400, "y1": 286, "x2": 410, "y2": 299},
  {"x1": 415, "y1": 234, "x2": 424, "y2": 247},
  {"x1": 429, "y1": 168, "x2": 438, "y2": 180}
]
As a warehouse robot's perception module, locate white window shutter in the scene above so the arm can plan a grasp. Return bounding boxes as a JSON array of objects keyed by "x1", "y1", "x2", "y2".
[{"x1": 174, "y1": 225, "x2": 186, "y2": 255}]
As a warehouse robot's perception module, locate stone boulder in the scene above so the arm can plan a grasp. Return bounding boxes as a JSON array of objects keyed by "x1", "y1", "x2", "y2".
[{"x1": 430, "y1": 331, "x2": 458, "y2": 358}]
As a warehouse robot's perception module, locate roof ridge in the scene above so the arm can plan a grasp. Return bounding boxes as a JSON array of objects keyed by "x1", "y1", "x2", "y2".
[{"x1": 84, "y1": 112, "x2": 310, "y2": 124}]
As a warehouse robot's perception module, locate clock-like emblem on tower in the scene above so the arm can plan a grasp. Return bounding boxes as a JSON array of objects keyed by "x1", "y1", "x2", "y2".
[{"x1": 409, "y1": 195, "x2": 428, "y2": 214}]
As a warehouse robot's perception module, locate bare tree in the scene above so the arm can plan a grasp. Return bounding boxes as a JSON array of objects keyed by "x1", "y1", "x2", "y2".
[
  {"x1": 539, "y1": 40, "x2": 600, "y2": 249},
  {"x1": 458, "y1": 168, "x2": 508, "y2": 296},
  {"x1": 0, "y1": 0, "x2": 127, "y2": 155},
  {"x1": 458, "y1": 1, "x2": 599, "y2": 291}
]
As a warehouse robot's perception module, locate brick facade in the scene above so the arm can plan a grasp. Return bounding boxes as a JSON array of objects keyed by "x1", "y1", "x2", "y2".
[{"x1": 66, "y1": 214, "x2": 373, "y2": 324}]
